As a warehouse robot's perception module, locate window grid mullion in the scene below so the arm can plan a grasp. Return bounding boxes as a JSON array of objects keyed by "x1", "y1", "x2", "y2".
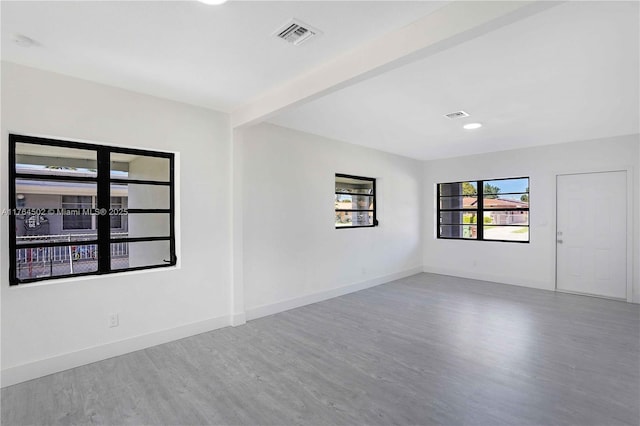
[
  {"x1": 14, "y1": 173, "x2": 98, "y2": 183},
  {"x1": 478, "y1": 180, "x2": 484, "y2": 240},
  {"x1": 436, "y1": 182, "x2": 441, "y2": 238},
  {"x1": 169, "y1": 155, "x2": 177, "y2": 263},
  {"x1": 16, "y1": 240, "x2": 100, "y2": 249},
  {"x1": 97, "y1": 148, "x2": 111, "y2": 273},
  {"x1": 9, "y1": 136, "x2": 17, "y2": 285}
]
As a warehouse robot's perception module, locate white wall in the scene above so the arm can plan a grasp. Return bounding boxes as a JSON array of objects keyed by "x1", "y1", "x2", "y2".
[
  {"x1": 422, "y1": 134, "x2": 640, "y2": 302},
  {"x1": 1, "y1": 62, "x2": 232, "y2": 385},
  {"x1": 1, "y1": 62, "x2": 637, "y2": 388},
  {"x1": 241, "y1": 123, "x2": 423, "y2": 318}
]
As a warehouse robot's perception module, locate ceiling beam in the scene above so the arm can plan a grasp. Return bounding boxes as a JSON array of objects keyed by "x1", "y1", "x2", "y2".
[{"x1": 231, "y1": 1, "x2": 562, "y2": 129}]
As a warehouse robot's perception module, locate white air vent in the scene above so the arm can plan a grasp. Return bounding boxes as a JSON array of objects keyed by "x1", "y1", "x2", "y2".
[
  {"x1": 274, "y1": 19, "x2": 321, "y2": 46},
  {"x1": 444, "y1": 111, "x2": 470, "y2": 119}
]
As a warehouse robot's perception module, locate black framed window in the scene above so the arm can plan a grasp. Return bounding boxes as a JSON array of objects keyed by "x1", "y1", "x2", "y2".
[
  {"x1": 335, "y1": 174, "x2": 377, "y2": 228},
  {"x1": 9, "y1": 134, "x2": 176, "y2": 285},
  {"x1": 437, "y1": 177, "x2": 529, "y2": 243}
]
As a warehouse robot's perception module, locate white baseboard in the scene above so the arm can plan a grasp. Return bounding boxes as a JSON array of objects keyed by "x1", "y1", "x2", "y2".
[
  {"x1": 230, "y1": 312, "x2": 246, "y2": 326},
  {"x1": 245, "y1": 267, "x2": 423, "y2": 321},
  {"x1": 422, "y1": 265, "x2": 553, "y2": 291},
  {"x1": 1, "y1": 315, "x2": 230, "y2": 388},
  {"x1": 2, "y1": 267, "x2": 422, "y2": 387}
]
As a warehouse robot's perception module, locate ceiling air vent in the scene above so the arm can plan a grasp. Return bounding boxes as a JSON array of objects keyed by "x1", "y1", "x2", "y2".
[
  {"x1": 274, "y1": 19, "x2": 321, "y2": 46},
  {"x1": 444, "y1": 111, "x2": 470, "y2": 119}
]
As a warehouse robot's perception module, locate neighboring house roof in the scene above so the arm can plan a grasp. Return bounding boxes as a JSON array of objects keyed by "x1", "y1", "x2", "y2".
[
  {"x1": 462, "y1": 197, "x2": 528, "y2": 209},
  {"x1": 16, "y1": 180, "x2": 128, "y2": 196},
  {"x1": 335, "y1": 200, "x2": 373, "y2": 210},
  {"x1": 15, "y1": 165, "x2": 129, "y2": 196},
  {"x1": 483, "y1": 198, "x2": 529, "y2": 209},
  {"x1": 463, "y1": 197, "x2": 478, "y2": 208}
]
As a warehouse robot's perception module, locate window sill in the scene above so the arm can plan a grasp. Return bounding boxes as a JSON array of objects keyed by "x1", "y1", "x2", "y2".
[{"x1": 8, "y1": 264, "x2": 181, "y2": 289}]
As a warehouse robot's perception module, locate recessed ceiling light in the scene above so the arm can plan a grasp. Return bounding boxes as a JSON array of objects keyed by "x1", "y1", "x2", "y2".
[
  {"x1": 11, "y1": 34, "x2": 38, "y2": 48},
  {"x1": 197, "y1": 0, "x2": 228, "y2": 5},
  {"x1": 463, "y1": 123, "x2": 482, "y2": 130}
]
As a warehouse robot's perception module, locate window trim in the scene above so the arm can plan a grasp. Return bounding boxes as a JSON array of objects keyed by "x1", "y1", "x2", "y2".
[
  {"x1": 436, "y1": 176, "x2": 529, "y2": 243},
  {"x1": 335, "y1": 173, "x2": 378, "y2": 229},
  {"x1": 9, "y1": 134, "x2": 177, "y2": 285}
]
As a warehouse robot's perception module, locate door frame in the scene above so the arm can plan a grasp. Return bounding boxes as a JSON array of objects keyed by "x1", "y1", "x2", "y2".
[{"x1": 554, "y1": 167, "x2": 634, "y2": 302}]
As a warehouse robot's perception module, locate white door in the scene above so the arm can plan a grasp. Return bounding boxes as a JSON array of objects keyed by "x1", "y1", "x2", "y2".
[{"x1": 556, "y1": 171, "x2": 627, "y2": 299}]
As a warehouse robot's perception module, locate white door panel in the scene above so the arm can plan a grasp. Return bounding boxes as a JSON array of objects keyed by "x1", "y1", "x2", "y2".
[{"x1": 556, "y1": 171, "x2": 627, "y2": 299}]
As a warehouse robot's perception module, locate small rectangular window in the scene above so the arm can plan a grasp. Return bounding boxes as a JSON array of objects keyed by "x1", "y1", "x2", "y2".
[
  {"x1": 110, "y1": 197, "x2": 125, "y2": 229},
  {"x1": 62, "y1": 195, "x2": 94, "y2": 230},
  {"x1": 9, "y1": 134, "x2": 176, "y2": 285},
  {"x1": 437, "y1": 177, "x2": 529, "y2": 242},
  {"x1": 335, "y1": 174, "x2": 377, "y2": 228}
]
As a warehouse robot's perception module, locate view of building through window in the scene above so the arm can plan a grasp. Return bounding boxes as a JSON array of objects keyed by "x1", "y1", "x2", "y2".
[
  {"x1": 10, "y1": 135, "x2": 175, "y2": 285},
  {"x1": 438, "y1": 177, "x2": 529, "y2": 242},
  {"x1": 335, "y1": 174, "x2": 376, "y2": 228}
]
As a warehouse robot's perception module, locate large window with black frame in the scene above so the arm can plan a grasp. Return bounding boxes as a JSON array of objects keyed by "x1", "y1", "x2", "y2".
[
  {"x1": 437, "y1": 177, "x2": 529, "y2": 242},
  {"x1": 335, "y1": 174, "x2": 377, "y2": 228},
  {"x1": 8, "y1": 134, "x2": 176, "y2": 285}
]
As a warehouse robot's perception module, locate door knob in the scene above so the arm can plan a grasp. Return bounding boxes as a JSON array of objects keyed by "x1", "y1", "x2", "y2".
[{"x1": 557, "y1": 239, "x2": 563, "y2": 244}]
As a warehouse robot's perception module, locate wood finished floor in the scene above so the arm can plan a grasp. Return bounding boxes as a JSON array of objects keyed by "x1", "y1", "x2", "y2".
[{"x1": 2, "y1": 273, "x2": 639, "y2": 426}]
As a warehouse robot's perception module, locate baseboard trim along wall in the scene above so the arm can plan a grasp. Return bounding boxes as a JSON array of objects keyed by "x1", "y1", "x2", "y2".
[
  {"x1": 230, "y1": 312, "x2": 247, "y2": 326},
  {"x1": 245, "y1": 267, "x2": 424, "y2": 321},
  {"x1": 1, "y1": 315, "x2": 230, "y2": 388},
  {"x1": 422, "y1": 266, "x2": 553, "y2": 291},
  {"x1": 2, "y1": 268, "x2": 423, "y2": 387}
]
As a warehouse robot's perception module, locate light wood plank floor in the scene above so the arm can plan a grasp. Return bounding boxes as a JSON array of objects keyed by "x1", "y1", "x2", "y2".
[{"x1": 2, "y1": 273, "x2": 639, "y2": 425}]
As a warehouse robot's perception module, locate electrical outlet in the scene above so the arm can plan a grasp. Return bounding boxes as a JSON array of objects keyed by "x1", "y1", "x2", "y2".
[{"x1": 108, "y1": 313, "x2": 119, "y2": 328}]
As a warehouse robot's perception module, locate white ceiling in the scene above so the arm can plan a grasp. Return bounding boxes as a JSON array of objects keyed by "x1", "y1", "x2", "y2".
[
  {"x1": 1, "y1": 0, "x2": 446, "y2": 112},
  {"x1": 270, "y1": 1, "x2": 640, "y2": 160},
  {"x1": 3, "y1": 1, "x2": 638, "y2": 162}
]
